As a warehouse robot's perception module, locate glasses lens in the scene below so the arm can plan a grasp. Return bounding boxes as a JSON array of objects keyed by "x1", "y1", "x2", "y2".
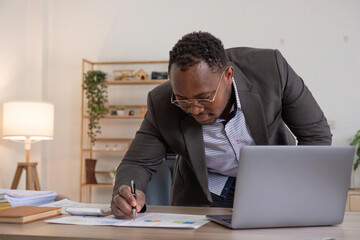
[
  {"x1": 176, "y1": 101, "x2": 190, "y2": 108},
  {"x1": 196, "y1": 99, "x2": 211, "y2": 106},
  {"x1": 174, "y1": 99, "x2": 210, "y2": 108}
]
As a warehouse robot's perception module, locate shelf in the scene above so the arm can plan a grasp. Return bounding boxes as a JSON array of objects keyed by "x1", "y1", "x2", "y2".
[
  {"x1": 81, "y1": 183, "x2": 113, "y2": 187},
  {"x1": 105, "y1": 79, "x2": 168, "y2": 85},
  {"x1": 83, "y1": 59, "x2": 168, "y2": 65},
  {"x1": 94, "y1": 138, "x2": 133, "y2": 142},
  {"x1": 84, "y1": 115, "x2": 144, "y2": 119},
  {"x1": 82, "y1": 149, "x2": 127, "y2": 153},
  {"x1": 95, "y1": 171, "x2": 111, "y2": 175},
  {"x1": 108, "y1": 105, "x2": 146, "y2": 109},
  {"x1": 104, "y1": 115, "x2": 144, "y2": 119}
]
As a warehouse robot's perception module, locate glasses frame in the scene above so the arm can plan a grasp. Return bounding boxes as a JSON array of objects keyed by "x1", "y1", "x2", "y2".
[{"x1": 171, "y1": 67, "x2": 228, "y2": 109}]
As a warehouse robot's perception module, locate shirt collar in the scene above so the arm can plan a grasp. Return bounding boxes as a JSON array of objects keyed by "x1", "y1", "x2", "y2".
[{"x1": 215, "y1": 77, "x2": 241, "y2": 123}]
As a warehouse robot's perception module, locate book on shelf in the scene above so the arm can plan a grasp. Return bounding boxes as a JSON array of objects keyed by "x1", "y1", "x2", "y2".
[{"x1": 0, "y1": 206, "x2": 62, "y2": 223}]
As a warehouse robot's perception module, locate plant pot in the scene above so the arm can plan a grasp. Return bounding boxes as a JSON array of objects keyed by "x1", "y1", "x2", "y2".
[
  {"x1": 117, "y1": 110, "x2": 125, "y2": 116},
  {"x1": 85, "y1": 158, "x2": 97, "y2": 184}
]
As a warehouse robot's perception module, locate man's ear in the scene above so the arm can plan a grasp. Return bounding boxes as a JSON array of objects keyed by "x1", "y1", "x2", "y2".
[{"x1": 224, "y1": 66, "x2": 234, "y2": 85}]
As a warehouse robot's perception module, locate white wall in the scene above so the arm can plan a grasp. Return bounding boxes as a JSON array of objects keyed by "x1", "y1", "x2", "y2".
[
  {"x1": 0, "y1": 0, "x2": 46, "y2": 189},
  {"x1": 1, "y1": 0, "x2": 359, "y2": 202}
]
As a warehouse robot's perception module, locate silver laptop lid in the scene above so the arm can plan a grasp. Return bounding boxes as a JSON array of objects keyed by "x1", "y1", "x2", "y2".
[{"x1": 231, "y1": 146, "x2": 354, "y2": 229}]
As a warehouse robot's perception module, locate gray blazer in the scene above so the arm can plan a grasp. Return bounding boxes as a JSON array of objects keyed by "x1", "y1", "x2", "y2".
[{"x1": 114, "y1": 47, "x2": 332, "y2": 206}]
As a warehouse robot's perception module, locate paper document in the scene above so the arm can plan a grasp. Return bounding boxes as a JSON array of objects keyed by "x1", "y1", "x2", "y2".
[
  {"x1": 0, "y1": 189, "x2": 57, "y2": 207},
  {"x1": 42, "y1": 199, "x2": 111, "y2": 215},
  {"x1": 46, "y1": 212, "x2": 209, "y2": 229}
]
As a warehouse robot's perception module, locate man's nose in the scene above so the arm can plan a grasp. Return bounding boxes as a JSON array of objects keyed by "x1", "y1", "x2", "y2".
[{"x1": 187, "y1": 103, "x2": 204, "y2": 116}]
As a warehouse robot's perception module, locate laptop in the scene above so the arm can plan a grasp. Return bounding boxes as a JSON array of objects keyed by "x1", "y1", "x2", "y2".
[{"x1": 206, "y1": 146, "x2": 355, "y2": 229}]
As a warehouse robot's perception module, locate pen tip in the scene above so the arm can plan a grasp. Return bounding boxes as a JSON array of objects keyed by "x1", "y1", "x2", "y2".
[{"x1": 132, "y1": 208, "x2": 136, "y2": 220}]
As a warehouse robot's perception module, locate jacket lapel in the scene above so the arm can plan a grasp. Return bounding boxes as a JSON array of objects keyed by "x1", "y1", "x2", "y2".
[
  {"x1": 230, "y1": 62, "x2": 269, "y2": 145},
  {"x1": 180, "y1": 116, "x2": 209, "y2": 196}
]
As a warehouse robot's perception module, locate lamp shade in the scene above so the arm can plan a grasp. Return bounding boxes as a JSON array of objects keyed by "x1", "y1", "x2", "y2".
[{"x1": 2, "y1": 101, "x2": 54, "y2": 141}]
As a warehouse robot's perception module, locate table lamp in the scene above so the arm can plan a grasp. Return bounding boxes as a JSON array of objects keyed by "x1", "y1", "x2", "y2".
[{"x1": 2, "y1": 101, "x2": 54, "y2": 190}]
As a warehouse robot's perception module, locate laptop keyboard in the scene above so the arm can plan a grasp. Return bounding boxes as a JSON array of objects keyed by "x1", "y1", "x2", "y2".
[{"x1": 221, "y1": 218, "x2": 232, "y2": 224}]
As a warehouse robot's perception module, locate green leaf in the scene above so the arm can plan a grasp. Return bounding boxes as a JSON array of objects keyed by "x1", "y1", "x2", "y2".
[
  {"x1": 350, "y1": 136, "x2": 360, "y2": 146},
  {"x1": 350, "y1": 129, "x2": 360, "y2": 171},
  {"x1": 354, "y1": 158, "x2": 360, "y2": 171}
]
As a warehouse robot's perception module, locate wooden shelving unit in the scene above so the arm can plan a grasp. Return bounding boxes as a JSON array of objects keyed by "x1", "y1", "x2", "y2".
[
  {"x1": 80, "y1": 59, "x2": 168, "y2": 202},
  {"x1": 105, "y1": 79, "x2": 167, "y2": 85},
  {"x1": 346, "y1": 188, "x2": 360, "y2": 212}
]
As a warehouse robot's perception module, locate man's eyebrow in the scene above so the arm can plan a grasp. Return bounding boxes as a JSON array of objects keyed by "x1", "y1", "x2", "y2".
[{"x1": 175, "y1": 91, "x2": 213, "y2": 99}]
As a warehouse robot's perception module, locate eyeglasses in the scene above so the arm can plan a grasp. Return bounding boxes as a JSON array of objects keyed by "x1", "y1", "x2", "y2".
[{"x1": 171, "y1": 67, "x2": 228, "y2": 109}]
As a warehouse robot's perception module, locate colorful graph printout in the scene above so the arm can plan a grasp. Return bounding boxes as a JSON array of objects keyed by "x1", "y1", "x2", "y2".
[{"x1": 46, "y1": 213, "x2": 208, "y2": 229}]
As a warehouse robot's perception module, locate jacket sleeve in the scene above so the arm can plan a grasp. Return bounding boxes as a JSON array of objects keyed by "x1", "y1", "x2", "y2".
[
  {"x1": 113, "y1": 91, "x2": 168, "y2": 193},
  {"x1": 275, "y1": 50, "x2": 332, "y2": 145}
]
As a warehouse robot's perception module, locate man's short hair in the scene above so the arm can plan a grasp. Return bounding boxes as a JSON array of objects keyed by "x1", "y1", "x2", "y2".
[{"x1": 168, "y1": 31, "x2": 227, "y2": 73}]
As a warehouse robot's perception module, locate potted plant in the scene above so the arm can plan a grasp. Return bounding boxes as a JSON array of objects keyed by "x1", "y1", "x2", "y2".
[
  {"x1": 350, "y1": 129, "x2": 360, "y2": 171},
  {"x1": 83, "y1": 70, "x2": 109, "y2": 144},
  {"x1": 116, "y1": 105, "x2": 126, "y2": 116}
]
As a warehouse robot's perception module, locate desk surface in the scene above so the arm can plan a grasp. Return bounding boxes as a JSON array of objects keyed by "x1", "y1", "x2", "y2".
[{"x1": 0, "y1": 206, "x2": 359, "y2": 240}]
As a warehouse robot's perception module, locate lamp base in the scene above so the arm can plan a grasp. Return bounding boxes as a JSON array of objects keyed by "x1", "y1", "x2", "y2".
[{"x1": 11, "y1": 162, "x2": 41, "y2": 190}]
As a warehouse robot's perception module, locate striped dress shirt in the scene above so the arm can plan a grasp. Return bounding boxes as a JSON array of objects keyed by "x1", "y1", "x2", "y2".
[{"x1": 203, "y1": 78, "x2": 255, "y2": 197}]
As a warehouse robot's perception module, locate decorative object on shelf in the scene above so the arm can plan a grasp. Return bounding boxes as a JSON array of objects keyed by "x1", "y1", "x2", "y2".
[
  {"x1": 151, "y1": 71, "x2": 168, "y2": 80},
  {"x1": 109, "y1": 167, "x2": 117, "y2": 179},
  {"x1": 109, "y1": 167, "x2": 117, "y2": 185},
  {"x1": 350, "y1": 129, "x2": 360, "y2": 171},
  {"x1": 110, "y1": 109, "x2": 117, "y2": 115},
  {"x1": 2, "y1": 101, "x2": 54, "y2": 190},
  {"x1": 83, "y1": 70, "x2": 109, "y2": 144},
  {"x1": 113, "y1": 69, "x2": 134, "y2": 80},
  {"x1": 128, "y1": 110, "x2": 135, "y2": 116},
  {"x1": 85, "y1": 159, "x2": 97, "y2": 184},
  {"x1": 135, "y1": 69, "x2": 148, "y2": 81},
  {"x1": 112, "y1": 144, "x2": 118, "y2": 151},
  {"x1": 116, "y1": 105, "x2": 126, "y2": 116},
  {"x1": 140, "y1": 106, "x2": 147, "y2": 117}
]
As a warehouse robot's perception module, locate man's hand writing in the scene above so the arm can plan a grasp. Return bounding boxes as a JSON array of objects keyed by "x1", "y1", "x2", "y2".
[{"x1": 111, "y1": 185, "x2": 145, "y2": 219}]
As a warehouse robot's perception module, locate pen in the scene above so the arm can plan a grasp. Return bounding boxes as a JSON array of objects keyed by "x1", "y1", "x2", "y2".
[{"x1": 131, "y1": 180, "x2": 136, "y2": 220}]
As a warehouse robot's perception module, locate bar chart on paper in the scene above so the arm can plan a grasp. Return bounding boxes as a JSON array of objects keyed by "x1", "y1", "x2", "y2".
[{"x1": 46, "y1": 213, "x2": 208, "y2": 229}]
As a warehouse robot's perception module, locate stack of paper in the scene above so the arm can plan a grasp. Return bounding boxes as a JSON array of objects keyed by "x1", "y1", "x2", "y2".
[{"x1": 0, "y1": 189, "x2": 57, "y2": 209}]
